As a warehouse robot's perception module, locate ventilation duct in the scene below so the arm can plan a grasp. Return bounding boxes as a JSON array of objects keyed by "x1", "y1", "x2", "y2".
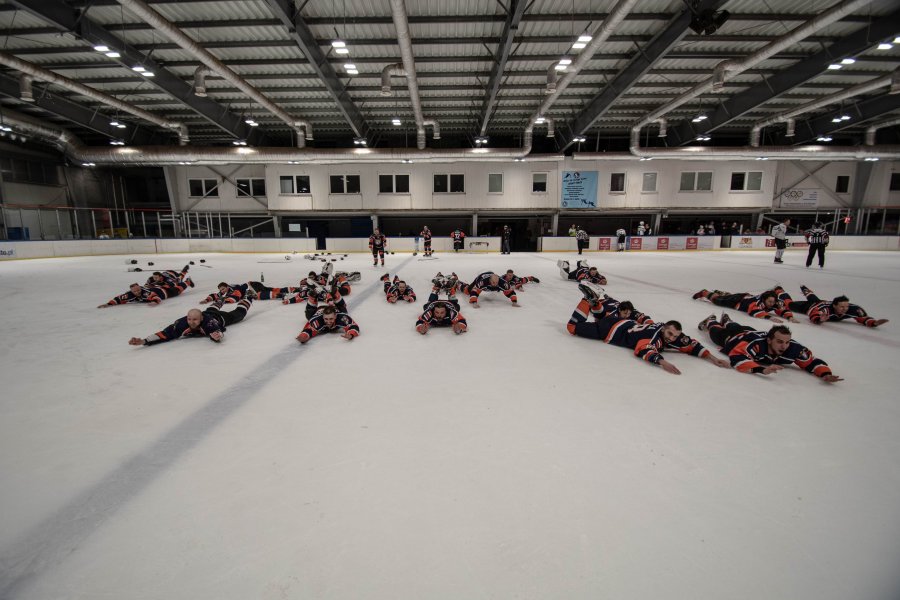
[
  {"x1": 389, "y1": 0, "x2": 429, "y2": 149},
  {"x1": 380, "y1": 63, "x2": 406, "y2": 96},
  {"x1": 865, "y1": 116, "x2": 900, "y2": 145},
  {"x1": 116, "y1": 0, "x2": 311, "y2": 144},
  {"x1": 525, "y1": 0, "x2": 637, "y2": 149},
  {"x1": 2, "y1": 108, "x2": 543, "y2": 165},
  {"x1": 750, "y1": 72, "x2": 898, "y2": 146},
  {"x1": 192, "y1": 66, "x2": 212, "y2": 97},
  {"x1": 0, "y1": 50, "x2": 188, "y2": 144},
  {"x1": 19, "y1": 74, "x2": 34, "y2": 102},
  {"x1": 632, "y1": 0, "x2": 875, "y2": 155}
]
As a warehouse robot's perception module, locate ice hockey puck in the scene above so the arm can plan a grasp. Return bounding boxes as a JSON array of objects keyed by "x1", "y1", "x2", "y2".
[
  {"x1": 127, "y1": 259, "x2": 137, "y2": 264},
  {"x1": 189, "y1": 261, "x2": 195, "y2": 265},
  {"x1": 147, "y1": 262, "x2": 154, "y2": 266},
  {"x1": 200, "y1": 259, "x2": 206, "y2": 263}
]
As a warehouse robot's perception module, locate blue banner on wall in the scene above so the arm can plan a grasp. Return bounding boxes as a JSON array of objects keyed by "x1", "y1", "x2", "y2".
[{"x1": 560, "y1": 171, "x2": 598, "y2": 208}]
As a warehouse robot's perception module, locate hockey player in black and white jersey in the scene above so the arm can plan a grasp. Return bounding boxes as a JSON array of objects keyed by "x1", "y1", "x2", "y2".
[
  {"x1": 804, "y1": 221, "x2": 830, "y2": 268},
  {"x1": 616, "y1": 228, "x2": 627, "y2": 251},
  {"x1": 557, "y1": 259, "x2": 607, "y2": 285},
  {"x1": 575, "y1": 227, "x2": 590, "y2": 255},
  {"x1": 128, "y1": 298, "x2": 253, "y2": 346},
  {"x1": 772, "y1": 217, "x2": 790, "y2": 263}
]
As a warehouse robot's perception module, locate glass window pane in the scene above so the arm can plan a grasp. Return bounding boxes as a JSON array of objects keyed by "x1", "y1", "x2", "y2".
[
  {"x1": 204, "y1": 179, "x2": 218, "y2": 197},
  {"x1": 296, "y1": 176, "x2": 310, "y2": 193},
  {"x1": 642, "y1": 172, "x2": 657, "y2": 192},
  {"x1": 488, "y1": 173, "x2": 503, "y2": 193},
  {"x1": 532, "y1": 172, "x2": 547, "y2": 193},
  {"x1": 189, "y1": 179, "x2": 203, "y2": 197},
  {"x1": 346, "y1": 175, "x2": 360, "y2": 194},
  {"x1": 379, "y1": 174, "x2": 394, "y2": 193},
  {"x1": 330, "y1": 175, "x2": 344, "y2": 194},
  {"x1": 434, "y1": 174, "x2": 447, "y2": 193},
  {"x1": 730, "y1": 172, "x2": 746, "y2": 191},
  {"x1": 280, "y1": 175, "x2": 294, "y2": 194},
  {"x1": 610, "y1": 172, "x2": 625, "y2": 192},
  {"x1": 697, "y1": 172, "x2": 712, "y2": 191},
  {"x1": 679, "y1": 172, "x2": 695, "y2": 191},
  {"x1": 836, "y1": 175, "x2": 850, "y2": 194},
  {"x1": 395, "y1": 174, "x2": 409, "y2": 193},
  {"x1": 450, "y1": 174, "x2": 465, "y2": 193},
  {"x1": 890, "y1": 173, "x2": 900, "y2": 191},
  {"x1": 252, "y1": 179, "x2": 266, "y2": 196},
  {"x1": 236, "y1": 179, "x2": 251, "y2": 197},
  {"x1": 747, "y1": 171, "x2": 762, "y2": 191}
]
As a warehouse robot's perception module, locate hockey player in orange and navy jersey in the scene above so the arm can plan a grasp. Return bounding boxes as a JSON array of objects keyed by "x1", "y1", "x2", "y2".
[
  {"x1": 369, "y1": 228, "x2": 387, "y2": 266},
  {"x1": 577, "y1": 283, "x2": 654, "y2": 324},
  {"x1": 566, "y1": 284, "x2": 729, "y2": 374},
  {"x1": 698, "y1": 312, "x2": 842, "y2": 382},
  {"x1": 464, "y1": 271, "x2": 519, "y2": 308},
  {"x1": 776, "y1": 285, "x2": 889, "y2": 328},
  {"x1": 296, "y1": 305, "x2": 359, "y2": 344},
  {"x1": 128, "y1": 298, "x2": 253, "y2": 346},
  {"x1": 557, "y1": 259, "x2": 607, "y2": 285},
  {"x1": 502, "y1": 269, "x2": 540, "y2": 290},
  {"x1": 692, "y1": 288, "x2": 797, "y2": 323},
  {"x1": 420, "y1": 226, "x2": 433, "y2": 256},
  {"x1": 280, "y1": 271, "x2": 320, "y2": 305},
  {"x1": 99, "y1": 282, "x2": 170, "y2": 307},
  {"x1": 301, "y1": 278, "x2": 348, "y2": 320},
  {"x1": 427, "y1": 272, "x2": 461, "y2": 308},
  {"x1": 145, "y1": 264, "x2": 191, "y2": 288},
  {"x1": 416, "y1": 299, "x2": 467, "y2": 335},
  {"x1": 381, "y1": 273, "x2": 416, "y2": 303},
  {"x1": 450, "y1": 228, "x2": 466, "y2": 252},
  {"x1": 200, "y1": 282, "x2": 249, "y2": 305}
]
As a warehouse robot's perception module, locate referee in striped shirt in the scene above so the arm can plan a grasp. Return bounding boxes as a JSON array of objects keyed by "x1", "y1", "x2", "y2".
[{"x1": 804, "y1": 222, "x2": 830, "y2": 269}]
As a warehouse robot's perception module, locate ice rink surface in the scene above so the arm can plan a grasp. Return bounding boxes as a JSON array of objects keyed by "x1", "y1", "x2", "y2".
[{"x1": 1, "y1": 248, "x2": 899, "y2": 600}]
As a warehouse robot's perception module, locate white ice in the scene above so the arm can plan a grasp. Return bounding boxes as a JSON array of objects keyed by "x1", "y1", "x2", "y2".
[{"x1": 1, "y1": 249, "x2": 899, "y2": 600}]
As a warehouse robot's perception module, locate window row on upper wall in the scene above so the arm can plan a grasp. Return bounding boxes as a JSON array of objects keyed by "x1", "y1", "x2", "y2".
[{"x1": 188, "y1": 170, "x2": 778, "y2": 199}]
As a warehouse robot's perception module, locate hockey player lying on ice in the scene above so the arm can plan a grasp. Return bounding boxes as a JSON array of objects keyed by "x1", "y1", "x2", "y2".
[
  {"x1": 296, "y1": 306, "x2": 359, "y2": 344},
  {"x1": 128, "y1": 298, "x2": 252, "y2": 346},
  {"x1": 776, "y1": 285, "x2": 888, "y2": 328}
]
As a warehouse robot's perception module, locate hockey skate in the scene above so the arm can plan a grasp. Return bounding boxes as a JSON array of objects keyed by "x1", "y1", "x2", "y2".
[
  {"x1": 698, "y1": 313, "x2": 716, "y2": 331},
  {"x1": 800, "y1": 284, "x2": 812, "y2": 296},
  {"x1": 692, "y1": 289, "x2": 709, "y2": 301},
  {"x1": 576, "y1": 260, "x2": 588, "y2": 269},
  {"x1": 557, "y1": 259, "x2": 569, "y2": 279},
  {"x1": 720, "y1": 312, "x2": 732, "y2": 326},
  {"x1": 578, "y1": 282, "x2": 604, "y2": 306}
]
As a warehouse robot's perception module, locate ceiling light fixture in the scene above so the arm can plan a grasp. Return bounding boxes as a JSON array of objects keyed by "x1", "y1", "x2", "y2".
[
  {"x1": 692, "y1": 113, "x2": 708, "y2": 123},
  {"x1": 877, "y1": 43, "x2": 893, "y2": 50},
  {"x1": 392, "y1": 118, "x2": 402, "y2": 126},
  {"x1": 110, "y1": 139, "x2": 126, "y2": 146},
  {"x1": 696, "y1": 135, "x2": 711, "y2": 141},
  {"x1": 755, "y1": 157, "x2": 769, "y2": 160},
  {"x1": 534, "y1": 117, "x2": 545, "y2": 124},
  {"x1": 572, "y1": 135, "x2": 587, "y2": 143},
  {"x1": 816, "y1": 136, "x2": 832, "y2": 142},
  {"x1": 346, "y1": 69, "x2": 358, "y2": 75},
  {"x1": 141, "y1": 71, "x2": 154, "y2": 77},
  {"x1": 232, "y1": 140, "x2": 248, "y2": 146},
  {"x1": 105, "y1": 52, "x2": 121, "y2": 58},
  {"x1": 864, "y1": 157, "x2": 879, "y2": 161},
  {"x1": 93, "y1": 45, "x2": 110, "y2": 52},
  {"x1": 353, "y1": 137, "x2": 367, "y2": 146},
  {"x1": 82, "y1": 162, "x2": 96, "y2": 167},
  {"x1": 132, "y1": 65, "x2": 146, "y2": 72},
  {"x1": 840, "y1": 58, "x2": 856, "y2": 65},
  {"x1": 827, "y1": 63, "x2": 842, "y2": 70},
  {"x1": 840, "y1": 114, "x2": 851, "y2": 121}
]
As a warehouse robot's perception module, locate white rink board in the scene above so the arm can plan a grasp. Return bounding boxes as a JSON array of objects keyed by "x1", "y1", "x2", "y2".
[{"x1": 1, "y1": 250, "x2": 900, "y2": 600}]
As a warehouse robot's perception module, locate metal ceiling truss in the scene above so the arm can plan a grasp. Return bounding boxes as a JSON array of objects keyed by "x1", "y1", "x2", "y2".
[
  {"x1": 477, "y1": 0, "x2": 527, "y2": 136},
  {"x1": 5, "y1": 0, "x2": 269, "y2": 145},
  {"x1": 663, "y1": 10, "x2": 900, "y2": 146}
]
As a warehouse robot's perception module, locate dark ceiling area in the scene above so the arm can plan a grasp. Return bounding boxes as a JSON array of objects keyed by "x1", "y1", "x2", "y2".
[{"x1": 0, "y1": 0, "x2": 898, "y2": 154}]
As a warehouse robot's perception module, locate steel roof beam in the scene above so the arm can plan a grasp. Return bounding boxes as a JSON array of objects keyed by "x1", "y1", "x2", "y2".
[
  {"x1": 0, "y1": 72, "x2": 163, "y2": 144},
  {"x1": 560, "y1": 0, "x2": 727, "y2": 148},
  {"x1": 5, "y1": 0, "x2": 269, "y2": 145},
  {"x1": 664, "y1": 11, "x2": 900, "y2": 146},
  {"x1": 477, "y1": 0, "x2": 527, "y2": 136},
  {"x1": 261, "y1": 0, "x2": 368, "y2": 138},
  {"x1": 786, "y1": 93, "x2": 900, "y2": 145}
]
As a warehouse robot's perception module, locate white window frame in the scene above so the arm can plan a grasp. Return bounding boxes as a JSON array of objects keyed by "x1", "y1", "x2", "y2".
[
  {"x1": 730, "y1": 171, "x2": 763, "y2": 192},
  {"x1": 330, "y1": 174, "x2": 361, "y2": 195},
  {"x1": 278, "y1": 175, "x2": 312, "y2": 195},
  {"x1": 641, "y1": 172, "x2": 658, "y2": 194},
  {"x1": 188, "y1": 178, "x2": 219, "y2": 198},
  {"x1": 378, "y1": 173, "x2": 410, "y2": 195},
  {"x1": 433, "y1": 173, "x2": 465, "y2": 194},
  {"x1": 679, "y1": 171, "x2": 713, "y2": 192},
  {"x1": 236, "y1": 177, "x2": 265, "y2": 197},
  {"x1": 532, "y1": 172, "x2": 548, "y2": 194},
  {"x1": 488, "y1": 173, "x2": 504, "y2": 194},
  {"x1": 609, "y1": 172, "x2": 626, "y2": 194}
]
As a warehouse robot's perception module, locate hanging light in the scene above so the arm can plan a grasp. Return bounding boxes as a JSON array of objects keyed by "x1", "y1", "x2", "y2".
[
  {"x1": 232, "y1": 140, "x2": 248, "y2": 146},
  {"x1": 877, "y1": 43, "x2": 893, "y2": 50},
  {"x1": 93, "y1": 45, "x2": 110, "y2": 52},
  {"x1": 572, "y1": 135, "x2": 587, "y2": 143},
  {"x1": 692, "y1": 113, "x2": 708, "y2": 123},
  {"x1": 840, "y1": 58, "x2": 856, "y2": 65},
  {"x1": 392, "y1": 118, "x2": 402, "y2": 126},
  {"x1": 827, "y1": 63, "x2": 842, "y2": 70},
  {"x1": 573, "y1": 33, "x2": 592, "y2": 49},
  {"x1": 864, "y1": 157, "x2": 879, "y2": 162},
  {"x1": 132, "y1": 65, "x2": 146, "y2": 72},
  {"x1": 105, "y1": 52, "x2": 121, "y2": 58},
  {"x1": 816, "y1": 136, "x2": 832, "y2": 142}
]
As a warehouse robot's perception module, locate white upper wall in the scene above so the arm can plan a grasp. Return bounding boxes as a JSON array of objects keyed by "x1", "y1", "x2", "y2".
[{"x1": 167, "y1": 158, "x2": 900, "y2": 213}]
